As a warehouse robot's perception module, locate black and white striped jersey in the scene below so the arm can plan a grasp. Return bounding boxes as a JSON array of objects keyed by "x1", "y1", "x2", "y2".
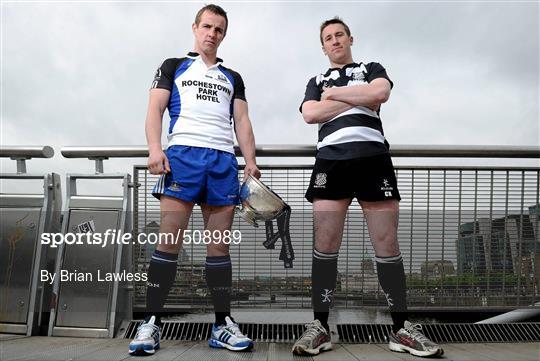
[{"x1": 300, "y1": 62, "x2": 393, "y2": 160}]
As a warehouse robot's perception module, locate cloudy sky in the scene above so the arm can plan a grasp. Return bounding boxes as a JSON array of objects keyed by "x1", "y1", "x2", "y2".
[{"x1": 1, "y1": 1, "x2": 538, "y2": 190}]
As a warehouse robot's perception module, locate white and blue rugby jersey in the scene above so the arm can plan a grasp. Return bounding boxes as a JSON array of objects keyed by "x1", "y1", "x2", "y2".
[
  {"x1": 300, "y1": 62, "x2": 393, "y2": 160},
  {"x1": 151, "y1": 52, "x2": 246, "y2": 154}
]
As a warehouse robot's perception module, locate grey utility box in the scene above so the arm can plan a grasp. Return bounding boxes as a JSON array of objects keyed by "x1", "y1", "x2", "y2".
[
  {"x1": 48, "y1": 173, "x2": 132, "y2": 338},
  {"x1": 0, "y1": 173, "x2": 62, "y2": 335}
]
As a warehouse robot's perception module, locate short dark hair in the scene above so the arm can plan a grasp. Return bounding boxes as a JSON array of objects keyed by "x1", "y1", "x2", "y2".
[
  {"x1": 194, "y1": 4, "x2": 228, "y2": 34},
  {"x1": 320, "y1": 17, "x2": 351, "y2": 44}
]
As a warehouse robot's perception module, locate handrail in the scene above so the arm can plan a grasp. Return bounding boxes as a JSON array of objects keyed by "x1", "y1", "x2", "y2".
[
  {"x1": 0, "y1": 146, "x2": 55, "y2": 174},
  {"x1": 61, "y1": 145, "x2": 540, "y2": 159},
  {"x1": 0, "y1": 146, "x2": 54, "y2": 159}
]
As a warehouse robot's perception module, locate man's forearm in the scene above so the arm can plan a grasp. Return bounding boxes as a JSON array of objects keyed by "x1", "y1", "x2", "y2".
[
  {"x1": 302, "y1": 99, "x2": 353, "y2": 124},
  {"x1": 325, "y1": 84, "x2": 389, "y2": 108},
  {"x1": 235, "y1": 119, "x2": 257, "y2": 165}
]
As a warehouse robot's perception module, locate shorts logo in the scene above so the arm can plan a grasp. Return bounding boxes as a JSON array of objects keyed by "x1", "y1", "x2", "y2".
[
  {"x1": 380, "y1": 178, "x2": 393, "y2": 197},
  {"x1": 314, "y1": 173, "x2": 327, "y2": 188},
  {"x1": 168, "y1": 182, "x2": 181, "y2": 192}
]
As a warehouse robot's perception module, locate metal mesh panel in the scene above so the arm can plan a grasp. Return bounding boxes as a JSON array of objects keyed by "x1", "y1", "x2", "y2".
[{"x1": 133, "y1": 165, "x2": 540, "y2": 310}]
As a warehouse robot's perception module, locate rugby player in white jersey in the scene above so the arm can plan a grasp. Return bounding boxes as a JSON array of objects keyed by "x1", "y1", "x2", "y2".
[{"x1": 129, "y1": 4, "x2": 260, "y2": 355}]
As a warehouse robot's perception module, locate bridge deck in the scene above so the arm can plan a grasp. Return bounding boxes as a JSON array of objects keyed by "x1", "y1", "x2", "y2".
[{"x1": 1, "y1": 335, "x2": 538, "y2": 361}]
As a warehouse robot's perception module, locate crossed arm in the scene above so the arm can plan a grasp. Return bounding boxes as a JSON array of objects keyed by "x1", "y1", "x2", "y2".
[{"x1": 302, "y1": 78, "x2": 392, "y2": 124}]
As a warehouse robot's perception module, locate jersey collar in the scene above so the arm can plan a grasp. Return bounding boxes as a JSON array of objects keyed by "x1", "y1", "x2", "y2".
[
  {"x1": 187, "y1": 52, "x2": 223, "y2": 66},
  {"x1": 325, "y1": 62, "x2": 362, "y2": 75}
]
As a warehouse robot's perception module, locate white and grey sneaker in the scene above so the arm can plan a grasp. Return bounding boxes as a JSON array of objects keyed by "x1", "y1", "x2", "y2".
[
  {"x1": 291, "y1": 319, "x2": 332, "y2": 355},
  {"x1": 128, "y1": 316, "x2": 161, "y2": 355},
  {"x1": 389, "y1": 320, "x2": 443, "y2": 357},
  {"x1": 208, "y1": 316, "x2": 254, "y2": 351}
]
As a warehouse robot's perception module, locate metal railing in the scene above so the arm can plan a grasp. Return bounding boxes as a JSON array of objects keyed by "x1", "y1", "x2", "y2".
[
  {"x1": 127, "y1": 145, "x2": 540, "y2": 311},
  {"x1": 3, "y1": 145, "x2": 539, "y2": 313},
  {"x1": 60, "y1": 144, "x2": 540, "y2": 158},
  {"x1": 0, "y1": 146, "x2": 54, "y2": 174}
]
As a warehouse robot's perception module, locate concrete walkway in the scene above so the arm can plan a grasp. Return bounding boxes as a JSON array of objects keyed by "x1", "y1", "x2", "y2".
[{"x1": 1, "y1": 335, "x2": 539, "y2": 361}]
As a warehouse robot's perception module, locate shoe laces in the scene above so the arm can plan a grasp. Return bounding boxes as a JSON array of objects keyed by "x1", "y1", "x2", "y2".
[
  {"x1": 224, "y1": 322, "x2": 245, "y2": 338},
  {"x1": 135, "y1": 322, "x2": 160, "y2": 340},
  {"x1": 405, "y1": 323, "x2": 430, "y2": 344},
  {"x1": 301, "y1": 320, "x2": 327, "y2": 339}
]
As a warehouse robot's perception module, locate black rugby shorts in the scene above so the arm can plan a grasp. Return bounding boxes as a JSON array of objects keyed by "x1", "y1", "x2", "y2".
[{"x1": 305, "y1": 153, "x2": 401, "y2": 203}]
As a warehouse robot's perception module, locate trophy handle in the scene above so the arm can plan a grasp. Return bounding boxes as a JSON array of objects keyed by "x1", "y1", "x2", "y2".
[{"x1": 236, "y1": 206, "x2": 259, "y2": 227}]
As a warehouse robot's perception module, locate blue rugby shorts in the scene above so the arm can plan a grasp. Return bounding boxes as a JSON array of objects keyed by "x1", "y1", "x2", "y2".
[{"x1": 152, "y1": 145, "x2": 239, "y2": 206}]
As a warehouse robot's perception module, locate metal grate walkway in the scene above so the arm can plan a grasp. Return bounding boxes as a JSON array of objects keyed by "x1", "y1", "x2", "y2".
[
  {"x1": 124, "y1": 321, "x2": 540, "y2": 343},
  {"x1": 124, "y1": 321, "x2": 308, "y2": 343},
  {"x1": 337, "y1": 323, "x2": 540, "y2": 343}
]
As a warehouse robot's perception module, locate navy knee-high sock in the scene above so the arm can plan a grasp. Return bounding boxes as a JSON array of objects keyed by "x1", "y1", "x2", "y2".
[
  {"x1": 312, "y1": 248, "x2": 338, "y2": 332},
  {"x1": 205, "y1": 255, "x2": 232, "y2": 326},
  {"x1": 375, "y1": 253, "x2": 408, "y2": 333},
  {"x1": 145, "y1": 250, "x2": 178, "y2": 327}
]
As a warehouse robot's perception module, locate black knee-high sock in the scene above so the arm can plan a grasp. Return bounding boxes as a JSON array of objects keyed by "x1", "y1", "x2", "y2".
[
  {"x1": 312, "y1": 248, "x2": 338, "y2": 332},
  {"x1": 145, "y1": 250, "x2": 178, "y2": 327},
  {"x1": 206, "y1": 255, "x2": 232, "y2": 326},
  {"x1": 375, "y1": 253, "x2": 408, "y2": 333}
]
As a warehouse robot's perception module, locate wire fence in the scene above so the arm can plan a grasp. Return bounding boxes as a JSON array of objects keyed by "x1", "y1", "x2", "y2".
[{"x1": 133, "y1": 163, "x2": 540, "y2": 311}]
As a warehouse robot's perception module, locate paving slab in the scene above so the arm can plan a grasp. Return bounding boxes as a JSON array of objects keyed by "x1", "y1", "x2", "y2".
[{"x1": 1, "y1": 336, "x2": 539, "y2": 361}]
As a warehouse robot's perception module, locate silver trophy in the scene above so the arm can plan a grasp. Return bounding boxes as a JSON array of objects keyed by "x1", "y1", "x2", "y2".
[
  {"x1": 236, "y1": 175, "x2": 287, "y2": 227},
  {"x1": 237, "y1": 175, "x2": 295, "y2": 268}
]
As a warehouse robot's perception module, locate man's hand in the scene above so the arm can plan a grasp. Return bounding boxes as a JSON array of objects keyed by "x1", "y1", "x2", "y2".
[
  {"x1": 321, "y1": 86, "x2": 333, "y2": 101},
  {"x1": 147, "y1": 149, "x2": 170, "y2": 175},
  {"x1": 243, "y1": 162, "x2": 261, "y2": 181}
]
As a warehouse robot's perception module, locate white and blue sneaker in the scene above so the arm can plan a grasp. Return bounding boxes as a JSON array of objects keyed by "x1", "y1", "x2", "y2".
[
  {"x1": 208, "y1": 316, "x2": 254, "y2": 351},
  {"x1": 128, "y1": 316, "x2": 161, "y2": 355}
]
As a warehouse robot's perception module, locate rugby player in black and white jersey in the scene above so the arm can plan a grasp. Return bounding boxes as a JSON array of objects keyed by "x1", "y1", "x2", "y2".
[
  {"x1": 292, "y1": 17, "x2": 443, "y2": 357},
  {"x1": 129, "y1": 4, "x2": 260, "y2": 355}
]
